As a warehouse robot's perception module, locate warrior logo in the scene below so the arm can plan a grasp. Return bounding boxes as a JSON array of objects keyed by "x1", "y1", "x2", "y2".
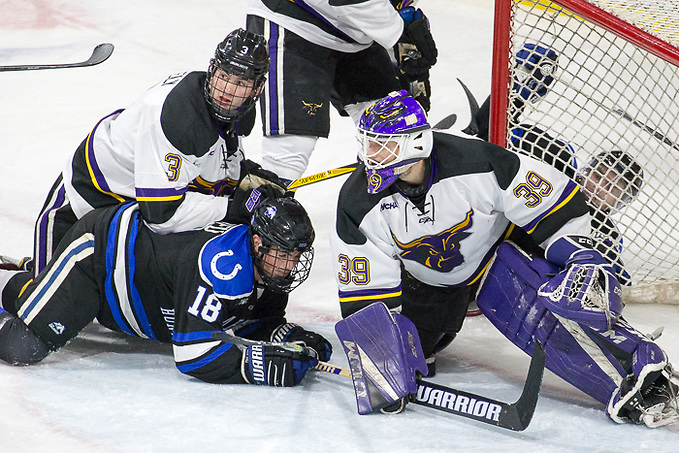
[
  {"x1": 302, "y1": 100, "x2": 323, "y2": 116},
  {"x1": 393, "y1": 210, "x2": 473, "y2": 272}
]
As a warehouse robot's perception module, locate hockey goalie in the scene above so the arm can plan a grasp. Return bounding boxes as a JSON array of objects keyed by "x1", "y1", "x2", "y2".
[{"x1": 477, "y1": 241, "x2": 679, "y2": 428}]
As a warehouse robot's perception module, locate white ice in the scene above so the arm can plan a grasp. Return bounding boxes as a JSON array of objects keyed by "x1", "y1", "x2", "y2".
[{"x1": 1, "y1": 1, "x2": 678, "y2": 451}]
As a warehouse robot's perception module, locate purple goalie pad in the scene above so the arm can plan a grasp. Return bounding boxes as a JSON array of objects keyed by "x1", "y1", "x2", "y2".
[
  {"x1": 335, "y1": 302, "x2": 427, "y2": 414},
  {"x1": 477, "y1": 242, "x2": 632, "y2": 405}
]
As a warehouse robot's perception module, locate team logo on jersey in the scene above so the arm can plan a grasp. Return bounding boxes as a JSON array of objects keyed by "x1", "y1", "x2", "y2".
[
  {"x1": 392, "y1": 210, "x2": 473, "y2": 272},
  {"x1": 49, "y1": 322, "x2": 65, "y2": 335},
  {"x1": 302, "y1": 101, "x2": 323, "y2": 116}
]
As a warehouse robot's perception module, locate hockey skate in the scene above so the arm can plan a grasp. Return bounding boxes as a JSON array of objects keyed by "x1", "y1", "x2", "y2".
[{"x1": 612, "y1": 364, "x2": 679, "y2": 428}]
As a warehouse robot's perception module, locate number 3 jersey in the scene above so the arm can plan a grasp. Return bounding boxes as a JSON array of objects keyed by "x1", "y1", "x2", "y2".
[{"x1": 330, "y1": 131, "x2": 592, "y2": 312}]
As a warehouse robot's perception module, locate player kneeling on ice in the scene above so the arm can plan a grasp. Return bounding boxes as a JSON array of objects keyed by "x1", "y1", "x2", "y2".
[
  {"x1": 330, "y1": 90, "x2": 678, "y2": 426},
  {"x1": 0, "y1": 197, "x2": 331, "y2": 387}
]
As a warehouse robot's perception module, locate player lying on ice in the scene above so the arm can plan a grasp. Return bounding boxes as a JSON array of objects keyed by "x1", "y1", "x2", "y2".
[
  {"x1": 465, "y1": 42, "x2": 644, "y2": 286},
  {"x1": 0, "y1": 197, "x2": 331, "y2": 387},
  {"x1": 330, "y1": 90, "x2": 679, "y2": 427}
]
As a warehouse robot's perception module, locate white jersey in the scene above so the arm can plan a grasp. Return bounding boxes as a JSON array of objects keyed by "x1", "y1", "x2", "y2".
[
  {"x1": 331, "y1": 131, "x2": 592, "y2": 308},
  {"x1": 62, "y1": 71, "x2": 245, "y2": 234},
  {"x1": 247, "y1": 0, "x2": 404, "y2": 52}
]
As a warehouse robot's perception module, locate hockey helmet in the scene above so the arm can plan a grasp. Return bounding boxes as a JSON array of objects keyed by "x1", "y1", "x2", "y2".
[
  {"x1": 204, "y1": 29, "x2": 269, "y2": 122},
  {"x1": 513, "y1": 43, "x2": 558, "y2": 104},
  {"x1": 249, "y1": 197, "x2": 315, "y2": 293},
  {"x1": 577, "y1": 149, "x2": 644, "y2": 214},
  {"x1": 356, "y1": 90, "x2": 433, "y2": 193}
]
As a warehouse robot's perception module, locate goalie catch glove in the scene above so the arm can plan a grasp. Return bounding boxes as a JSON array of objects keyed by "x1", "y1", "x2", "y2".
[
  {"x1": 394, "y1": 8, "x2": 438, "y2": 79},
  {"x1": 514, "y1": 43, "x2": 558, "y2": 104},
  {"x1": 538, "y1": 235, "x2": 623, "y2": 331},
  {"x1": 271, "y1": 323, "x2": 332, "y2": 362},
  {"x1": 241, "y1": 342, "x2": 318, "y2": 387}
]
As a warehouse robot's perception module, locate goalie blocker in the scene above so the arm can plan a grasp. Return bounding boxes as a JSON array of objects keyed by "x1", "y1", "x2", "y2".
[{"x1": 476, "y1": 241, "x2": 679, "y2": 428}]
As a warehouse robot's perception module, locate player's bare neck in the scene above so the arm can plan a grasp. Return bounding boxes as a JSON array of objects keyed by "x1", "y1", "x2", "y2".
[{"x1": 398, "y1": 159, "x2": 427, "y2": 186}]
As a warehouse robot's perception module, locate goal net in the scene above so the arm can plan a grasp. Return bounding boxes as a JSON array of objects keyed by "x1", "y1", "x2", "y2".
[{"x1": 490, "y1": 0, "x2": 679, "y2": 303}]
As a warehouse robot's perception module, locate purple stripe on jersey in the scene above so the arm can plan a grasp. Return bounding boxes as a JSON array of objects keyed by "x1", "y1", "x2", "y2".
[
  {"x1": 86, "y1": 110, "x2": 123, "y2": 193},
  {"x1": 521, "y1": 179, "x2": 580, "y2": 232},
  {"x1": 338, "y1": 284, "x2": 402, "y2": 301},
  {"x1": 135, "y1": 186, "x2": 187, "y2": 200},
  {"x1": 36, "y1": 182, "x2": 67, "y2": 273},
  {"x1": 267, "y1": 21, "x2": 280, "y2": 135}
]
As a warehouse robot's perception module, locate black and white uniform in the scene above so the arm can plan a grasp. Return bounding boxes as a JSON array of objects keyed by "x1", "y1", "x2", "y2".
[
  {"x1": 331, "y1": 131, "x2": 591, "y2": 355},
  {"x1": 246, "y1": 0, "x2": 402, "y2": 138},
  {"x1": 34, "y1": 71, "x2": 251, "y2": 275},
  {"x1": 3, "y1": 203, "x2": 289, "y2": 384}
]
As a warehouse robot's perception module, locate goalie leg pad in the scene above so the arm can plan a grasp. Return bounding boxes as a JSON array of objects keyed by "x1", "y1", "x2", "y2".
[
  {"x1": 335, "y1": 302, "x2": 428, "y2": 414},
  {"x1": 477, "y1": 242, "x2": 627, "y2": 405}
]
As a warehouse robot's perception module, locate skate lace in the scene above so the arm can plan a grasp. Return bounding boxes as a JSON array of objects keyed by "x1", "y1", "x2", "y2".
[{"x1": 639, "y1": 365, "x2": 679, "y2": 428}]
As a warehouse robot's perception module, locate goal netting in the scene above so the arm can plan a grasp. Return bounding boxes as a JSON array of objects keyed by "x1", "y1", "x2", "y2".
[{"x1": 490, "y1": 0, "x2": 679, "y2": 303}]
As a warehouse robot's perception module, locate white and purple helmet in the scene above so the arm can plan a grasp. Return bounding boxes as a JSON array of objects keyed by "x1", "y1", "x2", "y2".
[{"x1": 356, "y1": 90, "x2": 433, "y2": 193}]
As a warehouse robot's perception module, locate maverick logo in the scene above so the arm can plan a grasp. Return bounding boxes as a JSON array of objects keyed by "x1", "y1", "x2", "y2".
[
  {"x1": 393, "y1": 210, "x2": 473, "y2": 272},
  {"x1": 302, "y1": 100, "x2": 323, "y2": 116},
  {"x1": 416, "y1": 383, "x2": 503, "y2": 422}
]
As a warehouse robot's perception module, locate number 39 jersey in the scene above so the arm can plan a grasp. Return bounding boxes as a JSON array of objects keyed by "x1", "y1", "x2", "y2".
[{"x1": 330, "y1": 131, "x2": 591, "y2": 307}]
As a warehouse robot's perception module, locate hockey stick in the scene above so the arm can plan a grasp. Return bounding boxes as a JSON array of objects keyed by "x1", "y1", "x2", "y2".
[
  {"x1": 285, "y1": 114, "x2": 458, "y2": 190},
  {"x1": 558, "y1": 76, "x2": 679, "y2": 154},
  {"x1": 0, "y1": 43, "x2": 114, "y2": 72},
  {"x1": 316, "y1": 342, "x2": 546, "y2": 431},
  {"x1": 456, "y1": 78, "x2": 481, "y2": 136}
]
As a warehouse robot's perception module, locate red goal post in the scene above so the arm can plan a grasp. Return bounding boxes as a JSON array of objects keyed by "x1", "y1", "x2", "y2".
[{"x1": 489, "y1": 0, "x2": 679, "y2": 303}]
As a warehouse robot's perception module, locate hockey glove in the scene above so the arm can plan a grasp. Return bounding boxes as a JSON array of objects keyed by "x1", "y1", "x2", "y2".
[
  {"x1": 271, "y1": 323, "x2": 332, "y2": 362},
  {"x1": 538, "y1": 235, "x2": 623, "y2": 331},
  {"x1": 241, "y1": 342, "x2": 318, "y2": 387},
  {"x1": 395, "y1": 8, "x2": 438, "y2": 78},
  {"x1": 224, "y1": 184, "x2": 281, "y2": 225},
  {"x1": 514, "y1": 43, "x2": 558, "y2": 103},
  {"x1": 238, "y1": 159, "x2": 287, "y2": 195}
]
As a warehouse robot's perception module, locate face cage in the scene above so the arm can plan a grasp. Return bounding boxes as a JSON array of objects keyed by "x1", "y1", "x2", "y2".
[
  {"x1": 255, "y1": 246, "x2": 314, "y2": 293},
  {"x1": 577, "y1": 164, "x2": 636, "y2": 214},
  {"x1": 357, "y1": 131, "x2": 412, "y2": 170},
  {"x1": 205, "y1": 63, "x2": 264, "y2": 122}
]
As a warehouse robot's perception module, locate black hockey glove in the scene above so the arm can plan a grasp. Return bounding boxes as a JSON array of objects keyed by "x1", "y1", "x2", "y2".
[
  {"x1": 271, "y1": 323, "x2": 333, "y2": 362},
  {"x1": 225, "y1": 184, "x2": 281, "y2": 224},
  {"x1": 238, "y1": 159, "x2": 287, "y2": 195},
  {"x1": 395, "y1": 8, "x2": 438, "y2": 79},
  {"x1": 241, "y1": 342, "x2": 317, "y2": 387},
  {"x1": 398, "y1": 71, "x2": 431, "y2": 112}
]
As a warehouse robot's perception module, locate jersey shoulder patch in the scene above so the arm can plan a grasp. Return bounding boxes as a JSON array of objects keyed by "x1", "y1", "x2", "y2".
[{"x1": 198, "y1": 224, "x2": 255, "y2": 299}]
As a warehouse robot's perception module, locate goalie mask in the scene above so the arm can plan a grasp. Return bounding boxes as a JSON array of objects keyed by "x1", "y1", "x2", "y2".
[
  {"x1": 250, "y1": 198, "x2": 315, "y2": 293},
  {"x1": 576, "y1": 150, "x2": 644, "y2": 214},
  {"x1": 204, "y1": 29, "x2": 269, "y2": 122},
  {"x1": 357, "y1": 90, "x2": 433, "y2": 194}
]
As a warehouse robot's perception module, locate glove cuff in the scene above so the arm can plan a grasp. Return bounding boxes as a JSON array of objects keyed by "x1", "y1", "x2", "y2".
[{"x1": 271, "y1": 323, "x2": 301, "y2": 343}]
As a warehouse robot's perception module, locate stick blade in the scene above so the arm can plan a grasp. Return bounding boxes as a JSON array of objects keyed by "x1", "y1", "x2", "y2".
[{"x1": 86, "y1": 43, "x2": 115, "y2": 66}]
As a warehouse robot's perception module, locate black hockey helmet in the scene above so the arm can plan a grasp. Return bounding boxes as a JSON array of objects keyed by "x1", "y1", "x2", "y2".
[
  {"x1": 577, "y1": 149, "x2": 644, "y2": 213},
  {"x1": 204, "y1": 28, "x2": 269, "y2": 122},
  {"x1": 249, "y1": 197, "x2": 315, "y2": 293}
]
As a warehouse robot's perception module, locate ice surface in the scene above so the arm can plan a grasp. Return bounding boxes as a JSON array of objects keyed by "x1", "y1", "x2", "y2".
[{"x1": 1, "y1": 1, "x2": 677, "y2": 451}]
